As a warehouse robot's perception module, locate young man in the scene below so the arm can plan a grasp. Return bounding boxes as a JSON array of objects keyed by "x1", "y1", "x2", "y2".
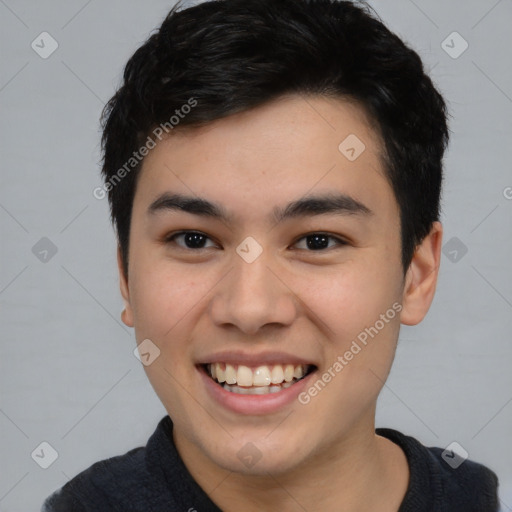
[{"x1": 43, "y1": 0, "x2": 500, "y2": 510}]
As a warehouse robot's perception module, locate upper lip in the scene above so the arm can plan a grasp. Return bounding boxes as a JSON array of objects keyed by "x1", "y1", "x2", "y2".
[{"x1": 196, "y1": 350, "x2": 318, "y2": 367}]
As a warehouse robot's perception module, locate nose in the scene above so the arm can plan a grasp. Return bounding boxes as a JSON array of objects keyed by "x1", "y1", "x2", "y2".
[{"x1": 209, "y1": 246, "x2": 297, "y2": 336}]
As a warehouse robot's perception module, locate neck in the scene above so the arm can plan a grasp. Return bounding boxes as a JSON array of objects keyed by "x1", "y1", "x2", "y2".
[{"x1": 173, "y1": 412, "x2": 409, "y2": 512}]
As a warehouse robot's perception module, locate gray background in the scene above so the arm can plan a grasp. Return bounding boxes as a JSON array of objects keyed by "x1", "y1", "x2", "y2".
[{"x1": 1, "y1": 1, "x2": 511, "y2": 510}]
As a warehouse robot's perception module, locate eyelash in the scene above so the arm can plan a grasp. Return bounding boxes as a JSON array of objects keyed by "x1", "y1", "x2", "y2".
[{"x1": 164, "y1": 231, "x2": 348, "y2": 252}]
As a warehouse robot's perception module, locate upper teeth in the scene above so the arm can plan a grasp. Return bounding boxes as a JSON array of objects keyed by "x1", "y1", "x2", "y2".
[{"x1": 208, "y1": 363, "x2": 307, "y2": 387}]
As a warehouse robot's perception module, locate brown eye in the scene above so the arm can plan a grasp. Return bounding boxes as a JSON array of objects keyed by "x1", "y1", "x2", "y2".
[
  {"x1": 293, "y1": 233, "x2": 347, "y2": 251},
  {"x1": 166, "y1": 231, "x2": 217, "y2": 250}
]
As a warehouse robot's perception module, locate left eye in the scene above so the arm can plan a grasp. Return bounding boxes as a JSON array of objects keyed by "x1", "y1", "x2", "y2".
[{"x1": 293, "y1": 233, "x2": 347, "y2": 251}]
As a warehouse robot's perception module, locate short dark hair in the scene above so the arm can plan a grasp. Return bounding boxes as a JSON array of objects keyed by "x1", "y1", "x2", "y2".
[{"x1": 101, "y1": 0, "x2": 450, "y2": 277}]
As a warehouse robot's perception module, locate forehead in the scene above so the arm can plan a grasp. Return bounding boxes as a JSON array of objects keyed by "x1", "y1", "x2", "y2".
[{"x1": 133, "y1": 94, "x2": 396, "y2": 224}]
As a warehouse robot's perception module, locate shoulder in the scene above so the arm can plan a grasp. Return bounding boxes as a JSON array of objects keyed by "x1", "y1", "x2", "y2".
[
  {"x1": 41, "y1": 445, "x2": 148, "y2": 511},
  {"x1": 41, "y1": 416, "x2": 219, "y2": 512},
  {"x1": 425, "y1": 445, "x2": 499, "y2": 510},
  {"x1": 377, "y1": 428, "x2": 500, "y2": 512}
]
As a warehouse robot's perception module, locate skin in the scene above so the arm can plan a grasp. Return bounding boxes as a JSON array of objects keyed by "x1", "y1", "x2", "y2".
[{"x1": 118, "y1": 94, "x2": 442, "y2": 511}]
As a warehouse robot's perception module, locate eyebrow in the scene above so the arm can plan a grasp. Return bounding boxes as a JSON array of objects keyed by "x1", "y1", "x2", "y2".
[{"x1": 147, "y1": 192, "x2": 372, "y2": 224}]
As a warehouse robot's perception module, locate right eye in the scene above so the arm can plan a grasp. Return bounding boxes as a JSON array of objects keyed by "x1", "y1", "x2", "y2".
[{"x1": 165, "y1": 231, "x2": 218, "y2": 250}]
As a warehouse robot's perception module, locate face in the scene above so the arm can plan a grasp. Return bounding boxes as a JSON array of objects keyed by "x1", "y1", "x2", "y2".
[{"x1": 119, "y1": 95, "x2": 440, "y2": 476}]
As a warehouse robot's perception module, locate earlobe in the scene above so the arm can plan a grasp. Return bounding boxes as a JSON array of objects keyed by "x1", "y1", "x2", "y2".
[
  {"x1": 400, "y1": 222, "x2": 443, "y2": 326},
  {"x1": 117, "y1": 245, "x2": 134, "y2": 327}
]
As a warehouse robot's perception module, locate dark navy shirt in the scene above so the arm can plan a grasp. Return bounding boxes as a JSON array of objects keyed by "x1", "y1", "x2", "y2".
[{"x1": 42, "y1": 416, "x2": 499, "y2": 512}]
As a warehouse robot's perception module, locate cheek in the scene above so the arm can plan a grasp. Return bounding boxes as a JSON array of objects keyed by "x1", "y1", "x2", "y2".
[
  {"x1": 299, "y1": 264, "x2": 402, "y2": 413},
  {"x1": 301, "y1": 260, "x2": 401, "y2": 338},
  {"x1": 129, "y1": 261, "x2": 206, "y2": 411},
  {"x1": 128, "y1": 255, "x2": 206, "y2": 340}
]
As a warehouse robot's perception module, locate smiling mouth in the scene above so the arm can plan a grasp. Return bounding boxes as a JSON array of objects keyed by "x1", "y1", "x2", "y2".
[{"x1": 204, "y1": 363, "x2": 316, "y2": 395}]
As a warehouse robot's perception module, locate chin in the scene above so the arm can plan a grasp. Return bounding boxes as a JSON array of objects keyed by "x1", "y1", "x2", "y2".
[{"x1": 200, "y1": 427, "x2": 314, "y2": 476}]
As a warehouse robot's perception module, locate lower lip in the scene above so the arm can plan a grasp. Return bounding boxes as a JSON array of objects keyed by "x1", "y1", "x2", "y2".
[{"x1": 199, "y1": 366, "x2": 315, "y2": 415}]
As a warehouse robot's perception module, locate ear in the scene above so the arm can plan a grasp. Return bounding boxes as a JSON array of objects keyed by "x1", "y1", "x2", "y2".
[
  {"x1": 117, "y1": 245, "x2": 134, "y2": 327},
  {"x1": 400, "y1": 221, "x2": 443, "y2": 326}
]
